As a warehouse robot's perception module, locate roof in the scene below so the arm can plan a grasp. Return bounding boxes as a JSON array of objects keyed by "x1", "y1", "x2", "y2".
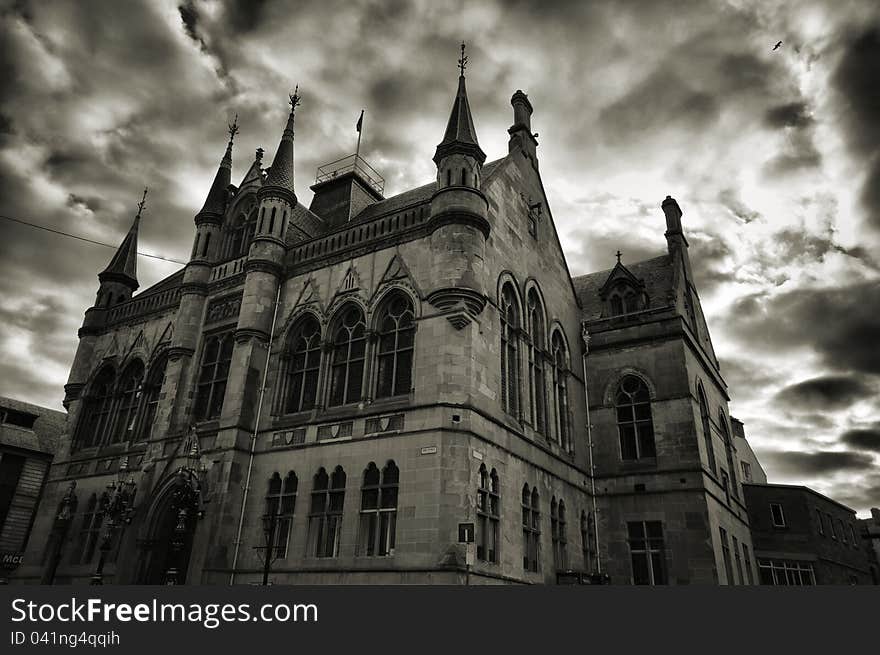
[
  {"x1": 436, "y1": 75, "x2": 483, "y2": 156},
  {"x1": 742, "y1": 482, "x2": 859, "y2": 516},
  {"x1": 99, "y1": 213, "x2": 140, "y2": 287},
  {"x1": 573, "y1": 254, "x2": 674, "y2": 320},
  {"x1": 198, "y1": 139, "x2": 233, "y2": 216},
  {"x1": 288, "y1": 202, "x2": 326, "y2": 240},
  {"x1": 264, "y1": 109, "x2": 296, "y2": 193},
  {"x1": 0, "y1": 395, "x2": 66, "y2": 456},
  {"x1": 350, "y1": 157, "x2": 506, "y2": 225}
]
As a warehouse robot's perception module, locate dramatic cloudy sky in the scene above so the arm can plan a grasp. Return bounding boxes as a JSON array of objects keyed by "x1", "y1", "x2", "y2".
[{"x1": 1, "y1": 0, "x2": 878, "y2": 514}]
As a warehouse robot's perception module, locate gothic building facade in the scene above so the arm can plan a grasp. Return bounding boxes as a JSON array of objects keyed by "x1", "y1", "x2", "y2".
[{"x1": 15, "y1": 62, "x2": 754, "y2": 585}]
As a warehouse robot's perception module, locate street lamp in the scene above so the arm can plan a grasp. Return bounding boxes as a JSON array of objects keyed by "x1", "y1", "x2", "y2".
[
  {"x1": 258, "y1": 513, "x2": 281, "y2": 586},
  {"x1": 90, "y1": 457, "x2": 137, "y2": 585}
]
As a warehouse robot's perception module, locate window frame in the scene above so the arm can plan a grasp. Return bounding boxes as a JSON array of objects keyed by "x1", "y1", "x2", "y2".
[
  {"x1": 281, "y1": 314, "x2": 323, "y2": 415},
  {"x1": 770, "y1": 503, "x2": 786, "y2": 528},
  {"x1": 357, "y1": 461, "x2": 399, "y2": 557},
  {"x1": 194, "y1": 330, "x2": 235, "y2": 421},
  {"x1": 373, "y1": 292, "x2": 416, "y2": 400},
  {"x1": 615, "y1": 375, "x2": 657, "y2": 461},
  {"x1": 628, "y1": 520, "x2": 667, "y2": 585},
  {"x1": 307, "y1": 466, "x2": 346, "y2": 558},
  {"x1": 265, "y1": 471, "x2": 298, "y2": 559},
  {"x1": 476, "y1": 465, "x2": 500, "y2": 564},
  {"x1": 326, "y1": 305, "x2": 367, "y2": 408},
  {"x1": 500, "y1": 283, "x2": 521, "y2": 419}
]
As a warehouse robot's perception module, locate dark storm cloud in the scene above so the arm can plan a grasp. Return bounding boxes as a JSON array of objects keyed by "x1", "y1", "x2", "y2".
[
  {"x1": 832, "y1": 26, "x2": 880, "y2": 230},
  {"x1": 841, "y1": 428, "x2": 880, "y2": 453},
  {"x1": 726, "y1": 281, "x2": 880, "y2": 375},
  {"x1": 764, "y1": 102, "x2": 814, "y2": 129},
  {"x1": 775, "y1": 375, "x2": 875, "y2": 411},
  {"x1": 760, "y1": 450, "x2": 875, "y2": 477}
]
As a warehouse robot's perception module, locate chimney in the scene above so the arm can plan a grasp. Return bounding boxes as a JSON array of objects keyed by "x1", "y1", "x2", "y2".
[
  {"x1": 508, "y1": 90, "x2": 538, "y2": 169},
  {"x1": 662, "y1": 195, "x2": 683, "y2": 234}
]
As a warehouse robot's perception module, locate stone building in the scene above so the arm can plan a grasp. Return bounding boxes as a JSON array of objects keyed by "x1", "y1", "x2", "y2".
[
  {"x1": 743, "y1": 483, "x2": 872, "y2": 585},
  {"x1": 732, "y1": 418, "x2": 767, "y2": 485},
  {"x1": 0, "y1": 397, "x2": 65, "y2": 582},
  {"x1": 858, "y1": 508, "x2": 880, "y2": 584},
  {"x1": 14, "y1": 59, "x2": 755, "y2": 585}
]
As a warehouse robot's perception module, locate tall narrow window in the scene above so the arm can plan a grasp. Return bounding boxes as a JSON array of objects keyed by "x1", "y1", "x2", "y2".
[
  {"x1": 265, "y1": 472, "x2": 297, "y2": 558},
  {"x1": 732, "y1": 535, "x2": 744, "y2": 584},
  {"x1": 720, "y1": 527, "x2": 735, "y2": 584},
  {"x1": 476, "y1": 465, "x2": 500, "y2": 563},
  {"x1": 719, "y1": 411, "x2": 738, "y2": 498},
  {"x1": 526, "y1": 290, "x2": 546, "y2": 435},
  {"x1": 357, "y1": 461, "x2": 399, "y2": 556},
  {"x1": 699, "y1": 386, "x2": 716, "y2": 474},
  {"x1": 742, "y1": 543, "x2": 754, "y2": 584},
  {"x1": 628, "y1": 520, "x2": 666, "y2": 585},
  {"x1": 328, "y1": 306, "x2": 366, "y2": 407},
  {"x1": 194, "y1": 331, "x2": 234, "y2": 421},
  {"x1": 551, "y1": 331, "x2": 571, "y2": 451},
  {"x1": 283, "y1": 315, "x2": 322, "y2": 414},
  {"x1": 522, "y1": 485, "x2": 540, "y2": 572},
  {"x1": 375, "y1": 293, "x2": 415, "y2": 399},
  {"x1": 500, "y1": 284, "x2": 520, "y2": 417},
  {"x1": 71, "y1": 493, "x2": 103, "y2": 564},
  {"x1": 815, "y1": 508, "x2": 825, "y2": 536},
  {"x1": 551, "y1": 498, "x2": 568, "y2": 570},
  {"x1": 581, "y1": 510, "x2": 594, "y2": 572},
  {"x1": 268, "y1": 207, "x2": 276, "y2": 234},
  {"x1": 770, "y1": 503, "x2": 786, "y2": 528},
  {"x1": 616, "y1": 375, "x2": 656, "y2": 460},
  {"x1": 137, "y1": 355, "x2": 167, "y2": 442},
  {"x1": 308, "y1": 466, "x2": 346, "y2": 558},
  {"x1": 76, "y1": 366, "x2": 116, "y2": 448},
  {"x1": 110, "y1": 360, "x2": 144, "y2": 443}
]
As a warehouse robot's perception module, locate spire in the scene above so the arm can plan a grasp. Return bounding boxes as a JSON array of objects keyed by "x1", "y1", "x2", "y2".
[
  {"x1": 197, "y1": 116, "x2": 237, "y2": 217},
  {"x1": 100, "y1": 187, "x2": 147, "y2": 289},
  {"x1": 434, "y1": 43, "x2": 485, "y2": 165},
  {"x1": 264, "y1": 87, "x2": 300, "y2": 195}
]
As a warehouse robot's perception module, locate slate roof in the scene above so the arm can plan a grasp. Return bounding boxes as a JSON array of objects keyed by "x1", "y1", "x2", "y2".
[
  {"x1": 0, "y1": 395, "x2": 66, "y2": 455},
  {"x1": 573, "y1": 254, "x2": 674, "y2": 320}
]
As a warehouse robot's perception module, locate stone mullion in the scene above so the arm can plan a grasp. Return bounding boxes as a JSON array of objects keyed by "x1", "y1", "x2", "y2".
[{"x1": 362, "y1": 329, "x2": 379, "y2": 404}]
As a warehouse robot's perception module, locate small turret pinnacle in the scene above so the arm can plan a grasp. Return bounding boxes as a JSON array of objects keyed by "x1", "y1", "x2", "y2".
[
  {"x1": 198, "y1": 119, "x2": 237, "y2": 218},
  {"x1": 434, "y1": 44, "x2": 485, "y2": 166},
  {"x1": 264, "y1": 87, "x2": 300, "y2": 195},
  {"x1": 100, "y1": 187, "x2": 146, "y2": 289}
]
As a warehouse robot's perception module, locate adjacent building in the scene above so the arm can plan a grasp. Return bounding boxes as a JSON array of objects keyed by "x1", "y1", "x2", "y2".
[
  {"x1": 732, "y1": 418, "x2": 766, "y2": 485},
  {"x1": 743, "y1": 483, "x2": 872, "y2": 585},
  {"x1": 13, "y1": 55, "x2": 759, "y2": 586},
  {"x1": 859, "y1": 508, "x2": 880, "y2": 584},
  {"x1": 0, "y1": 397, "x2": 65, "y2": 580}
]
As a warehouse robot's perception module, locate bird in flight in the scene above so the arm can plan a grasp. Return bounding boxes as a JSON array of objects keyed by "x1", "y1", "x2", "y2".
[{"x1": 773, "y1": 40, "x2": 783, "y2": 50}]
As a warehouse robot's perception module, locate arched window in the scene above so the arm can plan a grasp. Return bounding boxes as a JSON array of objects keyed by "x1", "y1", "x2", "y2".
[
  {"x1": 500, "y1": 283, "x2": 520, "y2": 417},
  {"x1": 137, "y1": 355, "x2": 167, "y2": 442},
  {"x1": 76, "y1": 366, "x2": 116, "y2": 448},
  {"x1": 194, "y1": 331, "x2": 234, "y2": 421},
  {"x1": 581, "y1": 510, "x2": 594, "y2": 572},
  {"x1": 608, "y1": 283, "x2": 643, "y2": 317},
  {"x1": 719, "y1": 410, "x2": 738, "y2": 499},
  {"x1": 282, "y1": 315, "x2": 322, "y2": 414},
  {"x1": 526, "y1": 289, "x2": 546, "y2": 435},
  {"x1": 308, "y1": 466, "x2": 346, "y2": 558},
  {"x1": 357, "y1": 461, "x2": 399, "y2": 556},
  {"x1": 522, "y1": 485, "x2": 540, "y2": 572},
  {"x1": 71, "y1": 493, "x2": 103, "y2": 564},
  {"x1": 551, "y1": 498, "x2": 568, "y2": 570},
  {"x1": 265, "y1": 472, "x2": 297, "y2": 558},
  {"x1": 476, "y1": 465, "x2": 500, "y2": 563},
  {"x1": 551, "y1": 331, "x2": 571, "y2": 451},
  {"x1": 375, "y1": 293, "x2": 415, "y2": 399},
  {"x1": 328, "y1": 306, "x2": 366, "y2": 407},
  {"x1": 698, "y1": 386, "x2": 716, "y2": 474},
  {"x1": 616, "y1": 375, "x2": 656, "y2": 460},
  {"x1": 110, "y1": 360, "x2": 144, "y2": 444}
]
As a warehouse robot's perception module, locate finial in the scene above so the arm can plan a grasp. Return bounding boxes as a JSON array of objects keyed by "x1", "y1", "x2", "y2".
[
  {"x1": 616, "y1": 249, "x2": 622, "y2": 264},
  {"x1": 227, "y1": 114, "x2": 239, "y2": 143},
  {"x1": 136, "y1": 187, "x2": 148, "y2": 218},
  {"x1": 458, "y1": 41, "x2": 468, "y2": 77},
  {"x1": 289, "y1": 85, "x2": 301, "y2": 114},
  {"x1": 255, "y1": 147, "x2": 264, "y2": 162}
]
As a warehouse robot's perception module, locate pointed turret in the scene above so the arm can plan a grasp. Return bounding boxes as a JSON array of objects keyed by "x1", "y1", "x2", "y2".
[
  {"x1": 433, "y1": 45, "x2": 486, "y2": 167},
  {"x1": 263, "y1": 90, "x2": 298, "y2": 201},
  {"x1": 197, "y1": 117, "x2": 236, "y2": 220},
  {"x1": 99, "y1": 203, "x2": 141, "y2": 291}
]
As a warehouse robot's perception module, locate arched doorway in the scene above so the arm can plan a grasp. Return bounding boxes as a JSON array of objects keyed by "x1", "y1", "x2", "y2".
[{"x1": 136, "y1": 470, "x2": 201, "y2": 585}]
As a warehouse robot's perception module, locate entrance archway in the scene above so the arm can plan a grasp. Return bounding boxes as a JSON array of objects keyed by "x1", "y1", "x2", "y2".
[{"x1": 136, "y1": 471, "x2": 201, "y2": 585}]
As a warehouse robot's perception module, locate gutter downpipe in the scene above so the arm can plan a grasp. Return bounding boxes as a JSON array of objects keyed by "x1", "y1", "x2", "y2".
[
  {"x1": 581, "y1": 324, "x2": 601, "y2": 574},
  {"x1": 229, "y1": 283, "x2": 282, "y2": 585}
]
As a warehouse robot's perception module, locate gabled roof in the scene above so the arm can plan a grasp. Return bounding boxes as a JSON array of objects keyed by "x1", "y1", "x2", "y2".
[
  {"x1": 597, "y1": 260, "x2": 647, "y2": 298},
  {"x1": 573, "y1": 254, "x2": 674, "y2": 321},
  {"x1": 286, "y1": 202, "x2": 326, "y2": 243}
]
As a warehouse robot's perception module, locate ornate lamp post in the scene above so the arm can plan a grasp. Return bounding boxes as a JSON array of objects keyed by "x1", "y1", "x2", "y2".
[
  {"x1": 258, "y1": 513, "x2": 281, "y2": 586},
  {"x1": 163, "y1": 431, "x2": 206, "y2": 585},
  {"x1": 90, "y1": 457, "x2": 137, "y2": 585},
  {"x1": 41, "y1": 481, "x2": 79, "y2": 585}
]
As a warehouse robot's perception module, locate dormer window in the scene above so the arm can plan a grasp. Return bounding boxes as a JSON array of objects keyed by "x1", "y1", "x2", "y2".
[
  {"x1": 607, "y1": 283, "x2": 644, "y2": 317},
  {"x1": 599, "y1": 259, "x2": 648, "y2": 318}
]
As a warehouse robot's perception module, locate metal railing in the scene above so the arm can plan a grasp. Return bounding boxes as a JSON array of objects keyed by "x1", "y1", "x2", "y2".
[{"x1": 315, "y1": 154, "x2": 385, "y2": 196}]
